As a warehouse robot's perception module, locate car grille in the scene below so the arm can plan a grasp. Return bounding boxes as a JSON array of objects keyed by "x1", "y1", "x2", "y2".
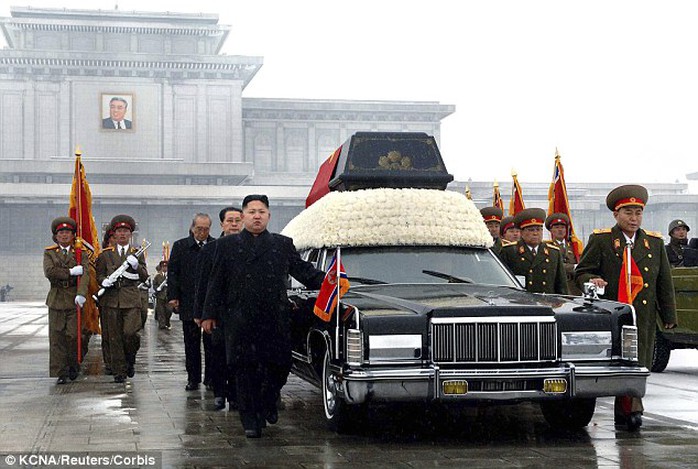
[{"x1": 431, "y1": 318, "x2": 557, "y2": 363}]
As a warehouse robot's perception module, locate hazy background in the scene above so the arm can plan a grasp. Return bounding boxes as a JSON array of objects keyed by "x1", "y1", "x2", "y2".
[{"x1": 2, "y1": 0, "x2": 697, "y2": 185}]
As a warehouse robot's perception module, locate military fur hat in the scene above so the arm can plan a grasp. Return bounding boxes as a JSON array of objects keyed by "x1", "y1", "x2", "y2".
[
  {"x1": 668, "y1": 219, "x2": 690, "y2": 235},
  {"x1": 51, "y1": 216, "x2": 77, "y2": 234},
  {"x1": 500, "y1": 216, "x2": 516, "y2": 236},
  {"x1": 545, "y1": 213, "x2": 570, "y2": 230},
  {"x1": 110, "y1": 214, "x2": 136, "y2": 232},
  {"x1": 480, "y1": 206, "x2": 503, "y2": 223},
  {"x1": 606, "y1": 184, "x2": 648, "y2": 211},
  {"x1": 514, "y1": 208, "x2": 546, "y2": 229}
]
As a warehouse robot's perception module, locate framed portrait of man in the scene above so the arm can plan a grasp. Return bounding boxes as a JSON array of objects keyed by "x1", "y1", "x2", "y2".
[{"x1": 101, "y1": 93, "x2": 134, "y2": 130}]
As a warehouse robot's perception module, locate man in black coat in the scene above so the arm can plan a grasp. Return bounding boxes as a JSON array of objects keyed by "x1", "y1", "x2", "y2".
[
  {"x1": 201, "y1": 195, "x2": 324, "y2": 438},
  {"x1": 167, "y1": 213, "x2": 215, "y2": 391}
]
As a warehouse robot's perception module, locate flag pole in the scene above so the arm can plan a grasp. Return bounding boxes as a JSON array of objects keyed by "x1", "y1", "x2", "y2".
[
  {"x1": 74, "y1": 145, "x2": 83, "y2": 364},
  {"x1": 335, "y1": 246, "x2": 341, "y2": 358}
]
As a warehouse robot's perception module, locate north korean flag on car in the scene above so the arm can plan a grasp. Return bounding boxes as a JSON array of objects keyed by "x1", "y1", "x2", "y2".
[{"x1": 314, "y1": 252, "x2": 350, "y2": 322}]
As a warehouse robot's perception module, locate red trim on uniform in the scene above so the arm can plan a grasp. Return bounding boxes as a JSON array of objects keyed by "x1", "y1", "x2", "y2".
[
  {"x1": 483, "y1": 215, "x2": 502, "y2": 222},
  {"x1": 614, "y1": 197, "x2": 645, "y2": 210},
  {"x1": 55, "y1": 223, "x2": 75, "y2": 232},
  {"x1": 520, "y1": 218, "x2": 544, "y2": 229},
  {"x1": 550, "y1": 218, "x2": 567, "y2": 226},
  {"x1": 113, "y1": 222, "x2": 133, "y2": 230}
]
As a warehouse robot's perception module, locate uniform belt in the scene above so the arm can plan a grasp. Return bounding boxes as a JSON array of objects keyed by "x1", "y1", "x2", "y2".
[{"x1": 114, "y1": 278, "x2": 138, "y2": 289}]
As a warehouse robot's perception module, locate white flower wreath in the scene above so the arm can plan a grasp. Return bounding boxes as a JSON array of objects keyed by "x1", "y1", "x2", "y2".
[{"x1": 282, "y1": 188, "x2": 493, "y2": 251}]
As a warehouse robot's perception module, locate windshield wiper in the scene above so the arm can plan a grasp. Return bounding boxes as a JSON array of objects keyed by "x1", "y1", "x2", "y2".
[
  {"x1": 422, "y1": 269, "x2": 473, "y2": 284},
  {"x1": 346, "y1": 276, "x2": 386, "y2": 285}
]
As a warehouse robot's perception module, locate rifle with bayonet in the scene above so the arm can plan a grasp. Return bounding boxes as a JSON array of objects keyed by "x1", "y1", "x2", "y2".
[{"x1": 93, "y1": 240, "x2": 152, "y2": 300}]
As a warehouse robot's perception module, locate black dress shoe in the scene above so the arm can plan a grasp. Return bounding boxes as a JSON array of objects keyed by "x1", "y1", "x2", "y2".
[
  {"x1": 627, "y1": 412, "x2": 642, "y2": 431},
  {"x1": 214, "y1": 397, "x2": 226, "y2": 410},
  {"x1": 265, "y1": 407, "x2": 278, "y2": 425},
  {"x1": 245, "y1": 428, "x2": 262, "y2": 438},
  {"x1": 126, "y1": 364, "x2": 135, "y2": 378},
  {"x1": 56, "y1": 376, "x2": 68, "y2": 385},
  {"x1": 114, "y1": 375, "x2": 126, "y2": 383},
  {"x1": 185, "y1": 381, "x2": 200, "y2": 391},
  {"x1": 68, "y1": 368, "x2": 79, "y2": 381}
]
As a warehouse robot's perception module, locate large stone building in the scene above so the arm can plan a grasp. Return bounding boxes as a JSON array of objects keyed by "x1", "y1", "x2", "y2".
[{"x1": 0, "y1": 7, "x2": 454, "y2": 299}]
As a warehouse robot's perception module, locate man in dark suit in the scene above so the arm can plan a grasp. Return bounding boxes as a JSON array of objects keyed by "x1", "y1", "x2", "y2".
[
  {"x1": 168, "y1": 213, "x2": 215, "y2": 391},
  {"x1": 575, "y1": 184, "x2": 677, "y2": 431},
  {"x1": 102, "y1": 97, "x2": 132, "y2": 129},
  {"x1": 201, "y1": 195, "x2": 324, "y2": 438}
]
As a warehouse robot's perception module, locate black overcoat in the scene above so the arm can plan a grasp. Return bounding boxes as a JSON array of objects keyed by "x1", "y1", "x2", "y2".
[
  {"x1": 167, "y1": 233, "x2": 215, "y2": 320},
  {"x1": 202, "y1": 229, "x2": 324, "y2": 367}
]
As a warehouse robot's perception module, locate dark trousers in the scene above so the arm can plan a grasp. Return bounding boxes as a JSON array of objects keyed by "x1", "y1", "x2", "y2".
[
  {"x1": 236, "y1": 361, "x2": 289, "y2": 431},
  {"x1": 211, "y1": 328, "x2": 236, "y2": 401},
  {"x1": 182, "y1": 319, "x2": 213, "y2": 384}
]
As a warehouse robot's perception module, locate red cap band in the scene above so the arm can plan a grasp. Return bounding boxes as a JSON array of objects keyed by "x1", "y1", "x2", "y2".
[
  {"x1": 56, "y1": 223, "x2": 74, "y2": 232},
  {"x1": 614, "y1": 197, "x2": 645, "y2": 210},
  {"x1": 483, "y1": 215, "x2": 501, "y2": 222},
  {"x1": 520, "y1": 218, "x2": 544, "y2": 229}
]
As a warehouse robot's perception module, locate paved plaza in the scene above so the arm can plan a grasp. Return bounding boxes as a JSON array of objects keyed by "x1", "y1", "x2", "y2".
[{"x1": 1, "y1": 302, "x2": 698, "y2": 468}]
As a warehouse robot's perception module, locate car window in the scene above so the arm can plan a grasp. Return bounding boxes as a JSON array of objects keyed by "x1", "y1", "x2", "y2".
[{"x1": 325, "y1": 246, "x2": 518, "y2": 287}]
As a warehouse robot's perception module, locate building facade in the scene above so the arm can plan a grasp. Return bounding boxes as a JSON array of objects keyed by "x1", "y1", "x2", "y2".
[{"x1": 0, "y1": 7, "x2": 454, "y2": 299}]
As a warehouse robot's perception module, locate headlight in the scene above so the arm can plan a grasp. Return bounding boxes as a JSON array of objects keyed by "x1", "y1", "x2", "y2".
[
  {"x1": 621, "y1": 325, "x2": 638, "y2": 361},
  {"x1": 368, "y1": 334, "x2": 422, "y2": 361},
  {"x1": 561, "y1": 331, "x2": 612, "y2": 359}
]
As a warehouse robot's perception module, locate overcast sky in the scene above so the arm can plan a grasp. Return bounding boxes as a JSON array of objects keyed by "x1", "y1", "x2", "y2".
[{"x1": 3, "y1": 0, "x2": 698, "y2": 185}]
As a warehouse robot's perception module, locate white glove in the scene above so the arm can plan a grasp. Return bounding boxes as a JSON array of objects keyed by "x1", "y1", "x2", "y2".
[
  {"x1": 126, "y1": 254, "x2": 139, "y2": 269},
  {"x1": 75, "y1": 295, "x2": 86, "y2": 307},
  {"x1": 101, "y1": 278, "x2": 114, "y2": 288},
  {"x1": 69, "y1": 265, "x2": 84, "y2": 276}
]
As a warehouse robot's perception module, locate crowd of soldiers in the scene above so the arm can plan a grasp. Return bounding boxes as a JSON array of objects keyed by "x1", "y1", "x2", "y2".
[
  {"x1": 480, "y1": 183, "x2": 684, "y2": 431},
  {"x1": 43, "y1": 183, "x2": 692, "y2": 436}
]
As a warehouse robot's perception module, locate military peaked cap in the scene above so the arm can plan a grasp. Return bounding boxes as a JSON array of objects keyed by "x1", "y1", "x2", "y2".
[
  {"x1": 606, "y1": 184, "x2": 648, "y2": 211},
  {"x1": 500, "y1": 216, "x2": 516, "y2": 235},
  {"x1": 480, "y1": 206, "x2": 503, "y2": 223},
  {"x1": 110, "y1": 214, "x2": 136, "y2": 232},
  {"x1": 668, "y1": 219, "x2": 690, "y2": 235},
  {"x1": 545, "y1": 213, "x2": 570, "y2": 230},
  {"x1": 514, "y1": 208, "x2": 546, "y2": 229},
  {"x1": 51, "y1": 216, "x2": 77, "y2": 234}
]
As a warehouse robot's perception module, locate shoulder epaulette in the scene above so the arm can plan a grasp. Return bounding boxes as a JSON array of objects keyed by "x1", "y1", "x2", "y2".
[
  {"x1": 545, "y1": 242, "x2": 560, "y2": 251},
  {"x1": 45, "y1": 244, "x2": 58, "y2": 250},
  {"x1": 592, "y1": 228, "x2": 612, "y2": 235},
  {"x1": 103, "y1": 246, "x2": 115, "y2": 252},
  {"x1": 645, "y1": 230, "x2": 663, "y2": 239}
]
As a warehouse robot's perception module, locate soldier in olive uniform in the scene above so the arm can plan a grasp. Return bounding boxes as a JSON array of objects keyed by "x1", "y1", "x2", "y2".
[
  {"x1": 545, "y1": 213, "x2": 582, "y2": 295},
  {"x1": 665, "y1": 219, "x2": 690, "y2": 267},
  {"x1": 95, "y1": 215, "x2": 149, "y2": 383},
  {"x1": 575, "y1": 184, "x2": 677, "y2": 431},
  {"x1": 43, "y1": 217, "x2": 90, "y2": 384},
  {"x1": 499, "y1": 208, "x2": 568, "y2": 294},
  {"x1": 481, "y1": 206, "x2": 504, "y2": 254},
  {"x1": 153, "y1": 260, "x2": 171, "y2": 329},
  {"x1": 500, "y1": 215, "x2": 521, "y2": 243}
]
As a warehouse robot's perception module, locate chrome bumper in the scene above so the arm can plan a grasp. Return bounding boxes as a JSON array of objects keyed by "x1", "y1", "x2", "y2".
[{"x1": 339, "y1": 363, "x2": 650, "y2": 404}]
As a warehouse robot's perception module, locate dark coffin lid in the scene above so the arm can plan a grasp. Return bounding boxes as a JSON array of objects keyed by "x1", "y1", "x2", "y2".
[{"x1": 328, "y1": 132, "x2": 453, "y2": 192}]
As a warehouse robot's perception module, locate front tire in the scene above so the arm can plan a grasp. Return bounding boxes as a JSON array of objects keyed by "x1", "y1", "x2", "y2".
[
  {"x1": 651, "y1": 330, "x2": 671, "y2": 372},
  {"x1": 540, "y1": 398, "x2": 596, "y2": 429},
  {"x1": 322, "y1": 349, "x2": 366, "y2": 433}
]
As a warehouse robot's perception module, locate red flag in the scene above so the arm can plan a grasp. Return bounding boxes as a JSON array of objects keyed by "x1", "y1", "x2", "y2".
[
  {"x1": 618, "y1": 246, "x2": 643, "y2": 304},
  {"x1": 314, "y1": 252, "x2": 350, "y2": 322},
  {"x1": 68, "y1": 148, "x2": 101, "y2": 334},
  {"x1": 508, "y1": 172, "x2": 526, "y2": 215},
  {"x1": 547, "y1": 151, "x2": 583, "y2": 261},
  {"x1": 492, "y1": 181, "x2": 504, "y2": 210},
  {"x1": 306, "y1": 146, "x2": 342, "y2": 208}
]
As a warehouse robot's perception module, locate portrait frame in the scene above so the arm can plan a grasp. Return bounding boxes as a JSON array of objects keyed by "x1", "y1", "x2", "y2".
[{"x1": 100, "y1": 93, "x2": 135, "y2": 131}]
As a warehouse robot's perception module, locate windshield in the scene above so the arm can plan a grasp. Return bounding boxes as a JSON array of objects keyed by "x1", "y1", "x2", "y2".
[{"x1": 325, "y1": 246, "x2": 518, "y2": 287}]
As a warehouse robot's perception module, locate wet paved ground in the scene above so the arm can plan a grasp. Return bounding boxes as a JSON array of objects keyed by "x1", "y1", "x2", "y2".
[{"x1": 1, "y1": 302, "x2": 698, "y2": 468}]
